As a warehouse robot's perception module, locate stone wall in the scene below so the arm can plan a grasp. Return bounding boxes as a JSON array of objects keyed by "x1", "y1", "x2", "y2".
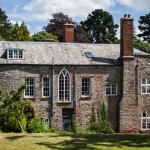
[
  {"x1": 0, "y1": 64, "x2": 122, "y2": 131},
  {"x1": 0, "y1": 65, "x2": 52, "y2": 123},
  {"x1": 75, "y1": 66, "x2": 121, "y2": 131},
  {"x1": 120, "y1": 56, "x2": 150, "y2": 133}
]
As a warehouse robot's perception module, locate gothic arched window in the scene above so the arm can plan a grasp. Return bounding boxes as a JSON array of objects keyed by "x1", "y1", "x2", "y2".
[{"x1": 58, "y1": 69, "x2": 70, "y2": 101}]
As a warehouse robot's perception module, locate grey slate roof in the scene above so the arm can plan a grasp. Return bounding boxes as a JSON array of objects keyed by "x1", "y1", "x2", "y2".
[{"x1": 0, "y1": 41, "x2": 148, "y2": 65}]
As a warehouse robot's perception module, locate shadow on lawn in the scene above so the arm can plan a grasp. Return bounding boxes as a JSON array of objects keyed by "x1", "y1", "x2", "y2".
[
  {"x1": 35, "y1": 134, "x2": 150, "y2": 150},
  {"x1": 5, "y1": 135, "x2": 27, "y2": 141}
]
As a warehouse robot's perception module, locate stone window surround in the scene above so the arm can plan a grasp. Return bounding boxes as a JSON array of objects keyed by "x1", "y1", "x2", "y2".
[
  {"x1": 58, "y1": 69, "x2": 71, "y2": 102},
  {"x1": 141, "y1": 78, "x2": 150, "y2": 94},
  {"x1": 106, "y1": 84, "x2": 118, "y2": 96},
  {"x1": 42, "y1": 77, "x2": 50, "y2": 98},
  {"x1": 7, "y1": 49, "x2": 24, "y2": 59},
  {"x1": 141, "y1": 111, "x2": 150, "y2": 130},
  {"x1": 24, "y1": 77, "x2": 35, "y2": 99},
  {"x1": 81, "y1": 77, "x2": 91, "y2": 98}
]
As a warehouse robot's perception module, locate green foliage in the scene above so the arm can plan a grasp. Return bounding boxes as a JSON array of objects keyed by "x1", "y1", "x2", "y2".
[
  {"x1": 133, "y1": 38, "x2": 150, "y2": 53},
  {"x1": 0, "y1": 84, "x2": 34, "y2": 133},
  {"x1": 81, "y1": 9, "x2": 118, "y2": 44},
  {"x1": 90, "y1": 103, "x2": 114, "y2": 134},
  {"x1": 10, "y1": 22, "x2": 32, "y2": 41},
  {"x1": 0, "y1": 35, "x2": 4, "y2": 41},
  {"x1": 32, "y1": 31, "x2": 58, "y2": 42},
  {"x1": 0, "y1": 8, "x2": 12, "y2": 40},
  {"x1": 138, "y1": 13, "x2": 150, "y2": 42},
  {"x1": 72, "y1": 114, "x2": 80, "y2": 133},
  {"x1": 90, "y1": 104, "x2": 97, "y2": 131},
  {"x1": 23, "y1": 99, "x2": 35, "y2": 131},
  {"x1": 28, "y1": 118, "x2": 49, "y2": 133}
]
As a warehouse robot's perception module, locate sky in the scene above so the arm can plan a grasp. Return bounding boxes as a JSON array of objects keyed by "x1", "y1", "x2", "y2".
[{"x1": 0, "y1": 0, "x2": 150, "y2": 37}]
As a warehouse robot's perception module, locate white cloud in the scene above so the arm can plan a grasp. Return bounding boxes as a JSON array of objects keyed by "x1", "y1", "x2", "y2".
[
  {"x1": 116, "y1": 0, "x2": 150, "y2": 11},
  {"x1": 10, "y1": 0, "x2": 115, "y2": 22},
  {"x1": 10, "y1": 20, "x2": 22, "y2": 26}
]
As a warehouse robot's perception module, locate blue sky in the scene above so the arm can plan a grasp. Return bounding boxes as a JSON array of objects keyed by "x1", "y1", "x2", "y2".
[{"x1": 0, "y1": 0, "x2": 150, "y2": 37}]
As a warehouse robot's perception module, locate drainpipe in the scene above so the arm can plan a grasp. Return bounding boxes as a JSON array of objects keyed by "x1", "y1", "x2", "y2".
[
  {"x1": 135, "y1": 60, "x2": 139, "y2": 105},
  {"x1": 73, "y1": 65, "x2": 77, "y2": 113},
  {"x1": 51, "y1": 57, "x2": 55, "y2": 128}
]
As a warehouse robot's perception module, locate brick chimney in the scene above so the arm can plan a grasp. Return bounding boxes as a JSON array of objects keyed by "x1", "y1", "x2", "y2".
[
  {"x1": 120, "y1": 14, "x2": 134, "y2": 58},
  {"x1": 64, "y1": 23, "x2": 74, "y2": 42}
]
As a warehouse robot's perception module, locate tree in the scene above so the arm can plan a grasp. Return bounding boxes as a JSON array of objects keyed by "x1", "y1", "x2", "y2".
[
  {"x1": 138, "y1": 13, "x2": 150, "y2": 42},
  {"x1": 44, "y1": 12, "x2": 91, "y2": 43},
  {"x1": 0, "y1": 84, "x2": 35, "y2": 133},
  {"x1": 32, "y1": 31, "x2": 58, "y2": 42},
  {"x1": 44, "y1": 12, "x2": 72, "y2": 42},
  {"x1": 0, "y1": 8, "x2": 12, "y2": 40},
  {"x1": 81, "y1": 9, "x2": 118, "y2": 44},
  {"x1": 133, "y1": 37, "x2": 150, "y2": 53},
  {"x1": 75, "y1": 25, "x2": 91, "y2": 43},
  {"x1": 20, "y1": 22, "x2": 32, "y2": 41},
  {"x1": 10, "y1": 22, "x2": 32, "y2": 41}
]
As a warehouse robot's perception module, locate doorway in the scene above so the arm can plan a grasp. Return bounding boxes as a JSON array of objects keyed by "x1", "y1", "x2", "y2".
[{"x1": 62, "y1": 108, "x2": 74, "y2": 131}]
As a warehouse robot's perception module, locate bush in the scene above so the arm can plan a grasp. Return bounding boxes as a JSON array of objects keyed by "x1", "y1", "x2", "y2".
[
  {"x1": 90, "y1": 103, "x2": 114, "y2": 134},
  {"x1": 72, "y1": 114, "x2": 80, "y2": 133},
  {"x1": 0, "y1": 112, "x2": 27, "y2": 132},
  {"x1": 28, "y1": 118, "x2": 49, "y2": 133},
  {"x1": 23, "y1": 99, "x2": 35, "y2": 131}
]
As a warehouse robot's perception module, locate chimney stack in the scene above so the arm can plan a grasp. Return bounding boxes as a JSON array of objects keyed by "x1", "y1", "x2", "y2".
[
  {"x1": 64, "y1": 22, "x2": 74, "y2": 43},
  {"x1": 120, "y1": 14, "x2": 134, "y2": 58}
]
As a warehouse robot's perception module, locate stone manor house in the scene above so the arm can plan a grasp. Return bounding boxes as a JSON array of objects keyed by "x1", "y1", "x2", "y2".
[{"x1": 0, "y1": 16, "x2": 150, "y2": 133}]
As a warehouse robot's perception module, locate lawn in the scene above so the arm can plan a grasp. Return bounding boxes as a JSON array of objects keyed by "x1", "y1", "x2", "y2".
[{"x1": 0, "y1": 133, "x2": 150, "y2": 150}]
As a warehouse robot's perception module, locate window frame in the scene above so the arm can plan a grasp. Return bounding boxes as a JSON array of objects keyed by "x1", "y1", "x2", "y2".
[
  {"x1": 24, "y1": 77, "x2": 35, "y2": 98},
  {"x1": 141, "y1": 78, "x2": 150, "y2": 94},
  {"x1": 42, "y1": 77, "x2": 50, "y2": 98},
  {"x1": 7, "y1": 49, "x2": 24, "y2": 59},
  {"x1": 58, "y1": 69, "x2": 71, "y2": 102},
  {"x1": 81, "y1": 77, "x2": 91, "y2": 97},
  {"x1": 141, "y1": 111, "x2": 150, "y2": 130},
  {"x1": 106, "y1": 84, "x2": 117, "y2": 96},
  {"x1": 41, "y1": 118, "x2": 49, "y2": 128}
]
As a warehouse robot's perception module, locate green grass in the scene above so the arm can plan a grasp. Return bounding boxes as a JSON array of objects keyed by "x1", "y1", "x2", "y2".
[{"x1": 0, "y1": 132, "x2": 150, "y2": 150}]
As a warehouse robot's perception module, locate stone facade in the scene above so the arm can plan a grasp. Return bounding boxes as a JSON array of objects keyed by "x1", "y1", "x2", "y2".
[
  {"x1": 0, "y1": 65, "x2": 53, "y2": 119},
  {"x1": 0, "y1": 64, "x2": 122, "y2": 131},
  {"x1": 0, "y1": 16, "x2": 150, "y2": 133}
]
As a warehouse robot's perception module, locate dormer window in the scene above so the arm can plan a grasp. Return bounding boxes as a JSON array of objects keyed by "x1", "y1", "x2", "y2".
[{"x1": 7, "y1": 49, "x2": 24, "y2": 59}]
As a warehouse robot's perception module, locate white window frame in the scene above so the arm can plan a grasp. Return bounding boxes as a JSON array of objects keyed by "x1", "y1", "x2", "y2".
[
  {"x1": 24, "y1": 78, "x2": 35, "y2": 98},
  {"x1": 106, "y1": 84, "x2": 117, "y2": 96},
  {"x1": 58, "y1": 69, "x2": 71, "y2": 102},
  {"x1": 141, "y1": 78, "x2": 150, "y2": 94},
  {"x1": 7, "y1": 49, "x2": 24, "y2": 59},
  {"x1": 141, "y1": 111, "x2": 150, "y2": 130},
  {"x1": 41, "y1": 118, "x2": 49, "y2": 128},
  {"x1": 42, "y1": 77, "x2": 50, "y2": 98},
  {"x1": 81, "y1": 77, "x2": 91, "y2": 97}
]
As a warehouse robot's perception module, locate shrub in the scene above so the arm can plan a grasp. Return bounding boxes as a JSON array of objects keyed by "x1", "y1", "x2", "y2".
[
  {"x1": 72, "y1": 114, "x2": 80, "y2": 133},
  {"x1": 28, "y1": 118, "x2": 49, "y2": 133},
  {"x1": 0, "y1": 112, "x2": 27, "y2": 132},
  {"x1": 0, "y1": 85, "x2": 35, "y2": 133},
  {"x1": 90, "y1": 103, "x2": 114, "y2": 134},
  {"x1": 23, "y1": 99, "x2": 35, "y2": 131}
]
